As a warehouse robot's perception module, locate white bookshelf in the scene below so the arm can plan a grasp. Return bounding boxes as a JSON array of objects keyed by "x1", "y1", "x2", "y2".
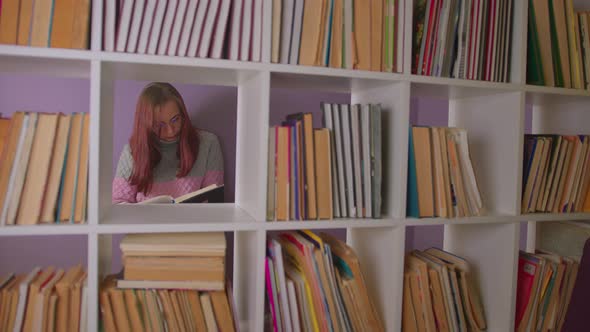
[{"x1": 0, "y1": 0, "x2": 589, "y2": 331}]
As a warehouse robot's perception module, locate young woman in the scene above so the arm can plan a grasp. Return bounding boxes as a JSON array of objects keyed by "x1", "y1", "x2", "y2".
[{"x1": 112, "y1": 82, "x2": 224, "y2": 203}]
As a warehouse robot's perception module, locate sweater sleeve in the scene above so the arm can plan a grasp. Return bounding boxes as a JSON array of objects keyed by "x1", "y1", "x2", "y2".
[
  {"x1": 201, "y1": 134, "x2": 224, "y2": 187},
  {"x1": 112, "y1": 144, "x2": 138, "y2": 203}
]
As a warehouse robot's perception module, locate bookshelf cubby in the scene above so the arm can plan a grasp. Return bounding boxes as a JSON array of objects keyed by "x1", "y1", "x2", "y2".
[{"x1": 0, "y1": 0, "x2": 589, "y2": 331}]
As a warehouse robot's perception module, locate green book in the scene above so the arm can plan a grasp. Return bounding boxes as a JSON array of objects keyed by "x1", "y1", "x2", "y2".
[
  {"x1": 549, "y1": 0, "x2": 564, "y2": 87},
  {"x1": 527, "y1": 0, "x2": 545, "y2": 85}
]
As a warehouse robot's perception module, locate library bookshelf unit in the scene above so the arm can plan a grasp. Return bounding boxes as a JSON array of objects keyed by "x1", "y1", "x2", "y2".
[{"x1": 1, "y1": 0, "x2": 590, "y2": 331}]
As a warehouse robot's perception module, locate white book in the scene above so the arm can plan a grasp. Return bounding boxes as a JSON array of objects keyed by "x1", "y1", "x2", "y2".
[
  {"x1": 271, "y1": 239, "x2": 293, "y2": 332},
  {"x1": 177, "y1": 0, "x2": 199, "y2": 56},
  {"x1": 6, "y1": 113, "x2": 37, "y2": 226},
  {"x1": 198, "y1": 0, "x2": 221, "y2": 58},
  {"x1": 146, "y1": 0, "x2": 168, "y2": 55},
  {"x1": 0, "y1": 114, "x2": 28, "y2": 226},
  {"x1": 289, "y1": 0, "x2": 304, "y2": 64},
  {"x1": 103, "y1": 0, "x2": 117, "y2": 51},
  {"x1": 13, "y1": 267, "x2": 41, "y2": 332},
  {"x1": 261, "y1": 0, "x2": 272, "y2": 62},
  {"x1": 350, "y1": 105, "x2": 363, "y2": 218},
  {"x1": 137, "y1": 0, "x2": 158, "y2": 54},
  {"x1": 187, "y1": 0, "x2": 210, "y2": 57},
  {"x1": 361, "y1": 104, "x2": 372, "y2": 218},
  {"x1": 167, "y1": 0, "x2": 189, "y2": 55},
  {"x1": 433, "y1": 0, "x2": 451, "y2": 76},
  {"x1": 280, "y1": 0, "x2": 294, "y2": 64},
  {"x1": 286, "y1": 280, "x2": 301, "y2": 332},
  {"x1": 79, "y1": 280, "x2": 88, "y2": 332},
  {"x1": 115, "y1": 0, "x2": 136, "y2": 52},
  {"x1": 126, "y1": 0, "x2": 146, "y2": 53},
  {"x1": 343, "y1": 0, "x2": 353, "y2": 69},
  {"x1": 455, "y1": 129, "x2": 483, "y2": 215},
  {"x1": 210, "y1": 0, "x2": 232, "y2": 58},
  {"x1": 250, "y1": 0, "x2": 263, "y2": 61},
  {"x1": 332, "y1": 104, "x2": 347, "y2": 217},
  {"x1": 200, "y1": 293, "x2": 219, "y2": 332},
  {"x1": 321, "y1": 103, "x2": 340, "y2": 218},
  {"x1": 157, "y1": 0, "x2": 179, "y2": 55},
  {"x1": 340, "y1": 105, "x2": 355, "y2": 217},
  {"x1": 229, "y1": 0, "x2": 244, "y2": 60},
  {"x1": 240, "y1": 0, "x2": 253, "y2": 61}
]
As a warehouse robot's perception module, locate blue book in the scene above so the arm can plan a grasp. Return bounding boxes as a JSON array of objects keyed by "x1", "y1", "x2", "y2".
[{"x1": 407, "y1": 127, "x2": 420, "y2": 217}]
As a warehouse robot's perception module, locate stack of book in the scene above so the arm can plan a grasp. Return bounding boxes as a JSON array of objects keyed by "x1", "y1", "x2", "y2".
[
  {"x1": 402, "y1": 248, "x2": 486, "y2": 332},
  {"x1": 515, "y1": 250, "x2": 580, "y2": 332},
  {"x1": 527, "y1": 0, "x2": 589, "y2": 89},
  {"x1": 101, "y1": 232, "x2": 237, "y2": 331},
  {"x1": 522, "y1": 135, "x2": 590, "y2": 214},
  {"x1": 265, "y1": 230, "x2": 384, "y2": 332},
  {"x1": 412, "y1": 0, "x2": 514, "y2": 82},
  {"x1": 407, "y1": 126, "x2": 483, "y2": 218},
  {"x1": 0, "y1": 0, "x2": 91, "y2": 49},
  {"x1": 266, "y1": 104, "x2": 382, "y2": 221},
  {"x1": 0, "y1": 112, "x2": 90, "y2": 226},
  {"x1": 0, "y1": 265, "x2": 87, "y2": 332},
  {"x1": 271, "y1": 0, "x2": 404, "y2": 72},
  {"x1": 117, "y1": 232, "x2": 227, "y2": 290}
]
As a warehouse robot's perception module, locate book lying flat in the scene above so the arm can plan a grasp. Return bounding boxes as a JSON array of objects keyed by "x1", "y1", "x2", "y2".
[
  {"x1": 139, "y1": 184, "x2": 224, "y2": 204},
  {"x1": 117, "y1": 279, "x2": 224, "y2": 291}
]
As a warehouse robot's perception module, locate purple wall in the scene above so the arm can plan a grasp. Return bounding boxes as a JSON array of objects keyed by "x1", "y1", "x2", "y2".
[{"x1": 0, "y1": 73, "x2": 532, "y2": 274}]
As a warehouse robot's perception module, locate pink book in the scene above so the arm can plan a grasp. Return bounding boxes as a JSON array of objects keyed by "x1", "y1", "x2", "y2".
[
  {"x1": 265, "y1": 257, "x2": 279, "y2": 332},
  {"x1": 515, "y1": 254, "x2": 541, "y2": 329}
]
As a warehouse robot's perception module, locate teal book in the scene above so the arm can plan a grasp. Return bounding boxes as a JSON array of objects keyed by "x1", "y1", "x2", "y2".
[{"x1": 407, "y1": 126, "x2": 420, "y2": 217}]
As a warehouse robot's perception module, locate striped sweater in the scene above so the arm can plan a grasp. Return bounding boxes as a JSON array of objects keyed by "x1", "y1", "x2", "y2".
[{"x1": 112, "y1": 130, "x2": 224, "y2": 203}]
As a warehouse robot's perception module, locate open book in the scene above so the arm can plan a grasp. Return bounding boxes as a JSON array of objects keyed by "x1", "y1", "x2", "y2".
[{"x1": 139, "y1": 184, "x2": 224, "y2": 204}]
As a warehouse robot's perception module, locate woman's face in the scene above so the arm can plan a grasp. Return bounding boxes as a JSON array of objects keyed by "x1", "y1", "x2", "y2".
[{"x1": 154, "y1": 100, "x2": 183, "y2": 142}]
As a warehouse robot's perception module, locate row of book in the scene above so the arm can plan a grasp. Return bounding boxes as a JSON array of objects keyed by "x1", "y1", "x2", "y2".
[
  {"x1": 403, "y1": 248, "x2": 486, "y2": 332},
  {"x1": 265, "y1": 230, "x2": 384, "y2": 332},
  {"x1": 101, "y1": 276, "x2": 237, "y2": 332},
  {"x1": 0, "y1": 265, "x2": 87, "y2": 332},
  {"x1": 407, "y1": 126, "x2": 483, "y2": 218},
  {"x1": 0, "y1": 0, "x2": 90, "y2": 49},
  {"x1": 522, "y1": 135, "x2": 590, "y2": 214},
  {"x1": 515, "y1": 250, "x2": 580, "y2": 332},
  {"x1": 0, "y1": 112, "x2": 89, "y2": 226},
  {"x1": 271, "y1": 0, "x2": 403, "y2": 72},
  {"x1": 527, "y1": 0, "x2": 589, "y2": 89},
  {"x1": 412, "y1": 0, "x2": 514, "y2": 82},
  {"x1": 266, "y1": 104, "x2": 382, "y2": 221}
]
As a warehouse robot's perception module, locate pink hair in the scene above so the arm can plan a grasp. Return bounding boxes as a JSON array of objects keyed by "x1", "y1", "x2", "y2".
[{"x1": 129, "y1": 82, "x2": 199, "y2": 194}]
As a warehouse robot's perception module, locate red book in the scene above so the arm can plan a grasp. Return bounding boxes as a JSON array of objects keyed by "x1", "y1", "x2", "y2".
[{"x1": 515, "y1": 253, "x2": 542, "y2": 329}]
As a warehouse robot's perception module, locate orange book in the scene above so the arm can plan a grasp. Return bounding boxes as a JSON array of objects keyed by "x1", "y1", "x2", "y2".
[
  {"x1": 299, "y1": 0, "x2": 324, "y2": 66},
  {"x1": 109, "y1": 288, "x2": 131, "y2": 332},
  {"x1": 17, "y1": 0, "x2": 34, "y2": 45},
  {"x1": 0, "y1": 0, "x2": 20, "y2": 44},
  {"x1": 354, "y1": 0, "x2": 371, "y2": 70},
  {"x1": 210, "y1": 290, "x2": 236, "y2": 332},
  {"x1": 329, "y1": 0, "x2": 344, "y2": 68},
  {"x1": 123, "y1": 290, "x2": 144, "y2": 331},
  {"x1": 16, "y1": 113, "x2": 59, "y2": 225},
  {"x1": 0, "y1": 118, "x2": 11, "y2": 157},
  {"x1": 314, "y1": 129, "x2": 333, "y2": 219},
  {"x1": 187, "y1": 291, "x2": 208, "y2": 331},
  {"x1": 50, "y1": 0, "x2": 76, "y2": 48},
  {"x1": 412, "y1": 127, "x2": 434, "y2": 217},
  {"x1": 74, "y1": 113, "x2": 90, "y2": 223},
  {"x1": 71, "y1": 0, "x2": 91, "y2": 49},
  {"x1": 0, "y1": 112, "x2": 25, "y2": 220},
  {"x1": 29, "y1": 0, "x2": 54, "y2": 47},
  {"x1": 370, "y1": 0, "x2": 384, "y2": 71},
  {"x1": 276, "y1": 126, "x2": 290, "y2": 220}
]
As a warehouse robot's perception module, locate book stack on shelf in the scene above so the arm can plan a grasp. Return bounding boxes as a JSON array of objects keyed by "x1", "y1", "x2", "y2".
[
  {"x1": 0, "y1": 112, "x2": 90, "y2": 226},
  {"x1": 407, "y1": 126, "x2": 483, "y2": 218},
  {"x1": 527, "y1": 0, "x2": 588, "y2": 89},
  {"x1": 515, "y1": 250, "x2": 580, "y2": 332},
  {"x1": 412, "y1": 0, "x2": 514, "y2": 82},
  {"x1": 403, "y1": 248, "x2": 486, "y2": 332},
  {"x1": 0, "y1": 265, "x2": 88, "y2": 332},
  {"x1": 0, "y1": 0, "x2": 91, "y2": 49},
  {"x1": 100, "y1": 232, "x2": 238, "y2": 331},
  {"x1": 271, "y1": 0, "x2": 404, "y2": 72},
  {"x1": 265, "y1": 230, "x2": 384, "y2": 332},
  {"x1": 266, "y1": 104, "x2": 382, "y2": 221},
  {"x1": 521, "y1": 135, "x2": 590, "y2": 214}
]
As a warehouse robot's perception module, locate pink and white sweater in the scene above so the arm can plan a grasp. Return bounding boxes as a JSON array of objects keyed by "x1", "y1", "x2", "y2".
[{"x1": 112, "y1": 130, "x2": 224, "y2": 203}]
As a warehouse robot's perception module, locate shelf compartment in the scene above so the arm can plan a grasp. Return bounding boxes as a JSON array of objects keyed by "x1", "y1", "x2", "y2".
[
  {"x1": 0, "y1": 45, "x2": 92, "y2": 78},
  {"x1": 264, "y1": 218, "x2": 400, "y2": 231},
  {"x1": 404, "y1": 214, "x2": 521, "y2": 226},
  {"x1": 99, "y1": 204, "x2": 258, "y2": 233}
]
